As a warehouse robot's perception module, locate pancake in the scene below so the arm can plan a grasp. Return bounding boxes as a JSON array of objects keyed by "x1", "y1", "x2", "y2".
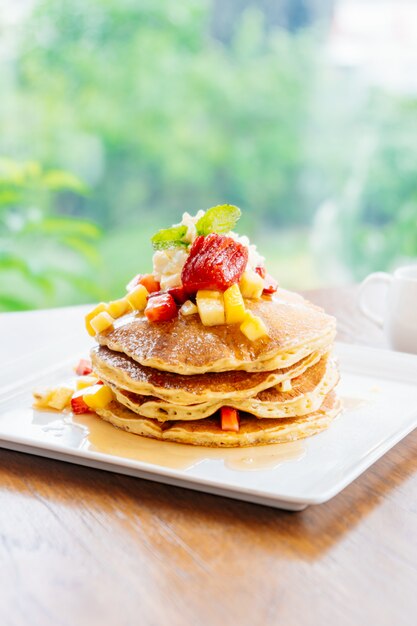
[
  {"x1": 91, "y1": 345, "x2": 324, "y2": 405},
  {"x1": 96, "y1": 289, "x2": 336, "y2": 374},
  {"x1": 105, "y1": 356, "x2": 339, "y2": 421},
  {"x1": 95, "y1": 392, "x2": 341, "y2": 447}
]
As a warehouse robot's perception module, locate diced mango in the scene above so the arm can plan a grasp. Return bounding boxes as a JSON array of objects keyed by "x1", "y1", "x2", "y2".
[
  {"x1": 240, "y1": 312, "x2": 268, "y2": 341},
  {"x1": 239, "y1": 270, "x2": 264, "y2": 300},
  {"x1": 47, "y1": 386, "x2": 74, "y2": 410},
  {"x1": 85, "y1": 303, "x2": 107, "y2": 336},
  {"x1": 107, "y1": 297, "x2": 132, "y2": 319},
  {"x1": 179, "y1": 300, "x2": 198, "y2": 316},
  {"x1": 224, "y1": 284, "x2": 246, "y2": 324},
  {"x1": 75, "y1": 375, "x2": 100, "y2": 390},
  {"x1": 126, "y1": 284, "x2": 149, "y2": 311},
  {"x1": 33, "y1": 387, "x2": 54, "y2": 409},
  {"x1": 90, "y1": 311, "x2": 114, "y2": 334},
  {"x1": 82, "y1": 384, "x2": 113, "y2": 410},
  {"x1": 196, "y1": 290, "x2": 225, "y2": 326}
]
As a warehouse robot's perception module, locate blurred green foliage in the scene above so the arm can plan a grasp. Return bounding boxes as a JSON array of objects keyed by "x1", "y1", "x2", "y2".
[
  {"x1": 309, "y1": 79, "x2": 417, "y2": 280},
  {"x1": 2, "y1": 0, "x2": 314, "y2": 227},
  {"x1": 0, "y1": 0, "x2": 416, "y2": 310},
  {"x1": 0, "y1": 158, "x2": 102, "y2": 311}
]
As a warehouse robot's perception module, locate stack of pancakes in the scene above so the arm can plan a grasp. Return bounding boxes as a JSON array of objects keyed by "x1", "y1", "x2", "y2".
[{"x1": 91, "y1": 289, "x2": 341, "y2": 447}]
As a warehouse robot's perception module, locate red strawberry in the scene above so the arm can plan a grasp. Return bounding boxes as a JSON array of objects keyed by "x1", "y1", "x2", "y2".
[
  {"x1": 145, "y1": 293, "x2": 177, "y2": 322},
  {"x1": 71, "y1": 391, "x2": 92, "y2": 415},
  {"x1": 167, "y1": 286, "x2": 188, "y2": 305},
  {"x1": 181, "y1": 234, "x2": 248, "y2": 294},
  {"x1": 255, "y1": 265, "x2": 266, "y2": 279},
  {"x1": 75, "y1": 359, "x2": 92, "y2": 376},
  {"x1": 263, "y1": 273, "x2": 278, "y2": 295},
  {"x1": 147, "y1": 286, "x2": 188, "y2": 305},
  {"x1": 220, "y1": 407, "x2": 240, "y2": 432}
]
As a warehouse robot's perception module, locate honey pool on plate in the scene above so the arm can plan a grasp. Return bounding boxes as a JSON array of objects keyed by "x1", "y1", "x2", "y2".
[{"x1": 2, "y1": 400, "x2": 307, "y2": 472}]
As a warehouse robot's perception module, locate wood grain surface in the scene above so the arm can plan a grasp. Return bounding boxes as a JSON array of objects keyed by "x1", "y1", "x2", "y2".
[{"x1": 1, "y1": 286, "x2": 416, "y2": 626}]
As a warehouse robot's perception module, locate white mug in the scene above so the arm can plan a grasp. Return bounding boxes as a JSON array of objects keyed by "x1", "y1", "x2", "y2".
[{"x1": 358, "y1": 265, "x2": 417, "y2": 354}]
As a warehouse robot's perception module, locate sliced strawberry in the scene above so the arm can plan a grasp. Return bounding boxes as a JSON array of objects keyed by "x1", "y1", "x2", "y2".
[
  {"x1": 147, "y1": 287, "x2": 188, "y2": 306},
  {"x1": 167, "y1": 286, "x2": 188, "y2": 305},
  {"x1": 126, "y1": 273, "x2": 160, "y2": 293},
  {"x1": 220, "y1": 407, "x2": 240, "y2": 432},
  {"x1": 255, "y1": 265, "x2": 266, "y2": 279},
  {"x1": 181, "y1": 234, "x2": 248, "y2": 294},
  {"x1": 71, "y1": 390, "x2": 93, "y2": 415},
  {"x1": 75, "y1": 359, "x2": 93, "y2": 376},
  {"x1": 263, "y1": 273, "x2": 278, "y2": 295},
  {"x1": 145, "y1": 293, "x2": 177, "y2": 322}
]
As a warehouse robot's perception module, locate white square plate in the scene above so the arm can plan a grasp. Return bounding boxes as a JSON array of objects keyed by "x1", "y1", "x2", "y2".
[{"x1": 1, "y1": 341, "x2": 417, "y2": 511}]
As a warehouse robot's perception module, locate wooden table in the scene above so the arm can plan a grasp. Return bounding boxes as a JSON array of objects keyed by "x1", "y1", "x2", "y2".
[{"x1": 1, "y1": 287, "x2": 416, "y2": 626}]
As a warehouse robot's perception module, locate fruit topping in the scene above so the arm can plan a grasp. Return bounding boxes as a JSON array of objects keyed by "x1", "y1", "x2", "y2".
[
  {"x1": 126, "y1": 284, "x2": 149, "y2": 311},
  {"x1": 71, "y1": 390, "x2": 92, "y2": 414},
  {"x1": 82, "y1": 206, "x2": 273, "y2": 338},
  {"x1": 239, "y1": 269, "x2": 264, "y2": 299},
  {"x1": 220, "y1": 407, "x2": 240, "y2": 432},
  {"x1": 263, "y1": 274, "x2": 278, "y2": 295},
  {"x1": 90, "y1": 311, "x2": 114, "y2": 334},
  {"x1": 85, "y1": 302, "x2": 107, "y2": 336},
  {"x1": 167, "y1": 286, "x2": 188, "y2": 305},
  {"x1": 32, "y1": 388, "x2": 54, "y2": 409},
  {"x1": 107, "y1": 298, "x2": 132, "y2": 318},
  {"x1": 33, "y1": 386, "x2": 74, "y2": 411},
  {"x1": 223, "y1": 284, "x2": 246, "y2": 324},
  {"x1": 145, "y1": 293, "x2": 177, "y2": 322},
  {"x1": 139, "y1": 274, "x2": 160, "y2": 293},
  {"x1": 150, "y1": 205, "x2": 242, "y2": 251},
  {"x1": 254, "y1": 265, "x2": 266, "y2": 279},
  {"x1": 196, "y1": 290, "x2": 225, "y2": 326},
  {"x1": 75, "y1": 358, "x2": 93, "y2": 376},
  {"x1": 126, "y1": 273, "x2": 160, "y2": 294},
  {"x1": 75, "y1": 375, "x2": 100, "y2": 390},
  {"x1": 179, "y1": 300, "x2": 198, "y2": 316},
  {"x1": 181, "y1": 233, "x2": 248, "y2": 294},
  {"x1": 82, "y1": 384, "x2": 114, "y2": 410},
  {"x1": 240, "y1": 311, "x2": 268, "y2": 341}
]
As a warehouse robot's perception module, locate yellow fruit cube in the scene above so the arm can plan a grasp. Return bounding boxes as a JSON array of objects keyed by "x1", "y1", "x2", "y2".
[
  {"x1": 75, "y1": 375, "x2": 100, "y2": 390},
  {"x1": 224, "y1": 284, "x2": 246, "y2": 324},
  {"x1": 239, "y1": 270, "x2": 264, "y2": 300},
  {"x1": 48, "y1": 386, "x2": 74, "y2": 410},
  {"x1": 33, "y1": 387, "x2": 54, "y2": 409},
  {"x1": 196, "y1": 290, "x2": 225, "y2": 326},
  {"x1": 107, "y1": 298, "x2": 132, "y2": 319},
  {"x1": 90, "y1": 311, "x2": 114, "y2": 334},
  {"x1": 82, "y1": 384, "x2": 114, "y2": 410},
  {"x1": 126, "y1": 284, "x2": 149, "y2": 311},
  {"x1": 85, "y1": 303, "x2": 107, "y2": 336},
  {"x1": 179, "y1": 300, "x2": 198, "y2": 316},
  {"x1": 240, "y1": 312, "x2": 268, "y2": 341}
]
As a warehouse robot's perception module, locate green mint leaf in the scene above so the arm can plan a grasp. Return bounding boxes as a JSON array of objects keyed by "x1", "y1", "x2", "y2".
[
  {"x1": 151, "y1": 225, "x2": 188, "y2": 250},
  {"x1": 195, "y1": 204, "x2": 242, "y2": 236}
]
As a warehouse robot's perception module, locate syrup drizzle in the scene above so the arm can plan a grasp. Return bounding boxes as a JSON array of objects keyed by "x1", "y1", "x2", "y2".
[{"x1": 7, "y1": 406, "x2": 307, "y2": 472}]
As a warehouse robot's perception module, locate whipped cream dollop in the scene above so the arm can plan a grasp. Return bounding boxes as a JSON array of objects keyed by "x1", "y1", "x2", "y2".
[{"x1": 152, "y1": 211, "x2": 265, "y2": 289}]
